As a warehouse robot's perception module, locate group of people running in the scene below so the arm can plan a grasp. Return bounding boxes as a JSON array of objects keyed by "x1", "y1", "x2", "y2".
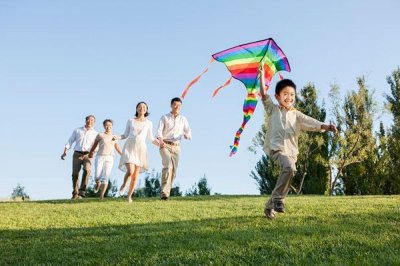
[
  {"x1": 61, "y1": 65, "x2": 338, "y2": 219},
  {"x1": 61, "y1": 97, "x2": 191, "y2": 203}
]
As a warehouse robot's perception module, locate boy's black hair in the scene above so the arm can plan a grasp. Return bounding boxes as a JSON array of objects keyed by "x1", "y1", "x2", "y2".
[
  {"x1": 103, "y1": 119, "x2": 113, "y2": 126},
  {"x1": 135, "y1": 102, "x2": 150, "y2": 117},
  {"x1": 275, "y1": 79, "x2": 296, "y2": 95},
  {"x1": 171, "y1": 97, "x2": 182, "y2": 105}
]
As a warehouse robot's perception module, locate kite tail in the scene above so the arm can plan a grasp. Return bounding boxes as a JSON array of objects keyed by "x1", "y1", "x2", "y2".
[
  {"x1": 181, "y1": 58, "x2": 214, "y2": 99},
  {"x1": 212, "y1": 76, "x2": 232, "y2": 97},
  {"x1": 229, "y1": 92, "x2": 258, "y2": 156}
]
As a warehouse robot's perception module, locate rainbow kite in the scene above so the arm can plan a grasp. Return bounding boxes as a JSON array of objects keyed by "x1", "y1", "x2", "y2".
[{"x1": 181, "y1": 38, "x2": 291, "y2": 156}]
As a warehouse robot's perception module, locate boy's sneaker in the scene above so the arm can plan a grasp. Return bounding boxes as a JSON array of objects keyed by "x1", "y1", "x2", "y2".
[
  {"x1": 274, "y1": 201, "x2": 285, "y2": 213},
  {"x1": 264, "y1": 208, "x2": 276, "y2": 219}
]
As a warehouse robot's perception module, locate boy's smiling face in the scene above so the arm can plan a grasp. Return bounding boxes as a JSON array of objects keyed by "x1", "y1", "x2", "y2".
[{"x1": 275, "y1": 86, "x2": 296, "y2": 110}]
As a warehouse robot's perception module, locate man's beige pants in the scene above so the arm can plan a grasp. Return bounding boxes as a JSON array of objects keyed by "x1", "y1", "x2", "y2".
[
  {"x1": 72, "y1": 152, "x2": 93, "y2": 196},
  {"x1": 160, "y1": 144, "x2": 180, "y2": 198},
  {"x1": 265, "y1": 150, "x2": 297, "y2": 210}
]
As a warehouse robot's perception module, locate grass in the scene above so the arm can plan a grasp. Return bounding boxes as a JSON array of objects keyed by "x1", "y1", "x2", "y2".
[{"x1": 0, "y1": 195, "x2": 399, "y2": 265}]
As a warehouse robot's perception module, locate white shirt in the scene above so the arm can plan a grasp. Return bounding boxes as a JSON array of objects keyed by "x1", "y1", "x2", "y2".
[
  {"x1": 65, "y1": 126, "x2": 98, "y2": 152},
  {"x1": 119, "y1": 118, "x2": 155, "y2": 142},
  {"x1": 262, "y1": 94, "x2": 325, "y2": 157},
  {"x1": 157, "y1": 113, "x2": 192, "y2": 142}
]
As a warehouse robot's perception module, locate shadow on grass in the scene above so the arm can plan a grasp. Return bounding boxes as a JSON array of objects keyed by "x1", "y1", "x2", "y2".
[{"x1": 1, "y1": 211, "x2": 399, "y2": 265}]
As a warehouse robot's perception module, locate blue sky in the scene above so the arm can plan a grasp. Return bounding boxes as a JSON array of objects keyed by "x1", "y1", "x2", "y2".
[{"x1": 1, "y1": 1, "x2": 399, "y2": 200}]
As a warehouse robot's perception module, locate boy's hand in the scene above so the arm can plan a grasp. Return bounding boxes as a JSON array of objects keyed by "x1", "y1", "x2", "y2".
[
  {"x1": 258, "y1": 64, "x2": 264, "y2": 75},
  {"x1": 61, "y1": 152, "x2": 67, "y2": 160},
  {"x1": 88, "y1": 152, "x2": 94, "y2": 159},
  {"x1": 323, "y1": 124, "x2": 337, "y2": 132}
]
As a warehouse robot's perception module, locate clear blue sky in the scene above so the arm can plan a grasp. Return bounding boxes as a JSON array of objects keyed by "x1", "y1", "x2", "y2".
[{"x1": 1, "y1": 1, "x2": 399, "y2": 200}]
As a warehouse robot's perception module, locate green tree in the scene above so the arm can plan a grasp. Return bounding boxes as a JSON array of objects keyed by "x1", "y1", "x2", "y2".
[
  {"x1": 384, "y1": 67, "x2": 400, "y2": 194},
  {"x1": 294, "y1": 83, "x2": 330, "y2": 194},
  {"x1": 341, "y1": 77, "x2": 377, "y2": 195},
  {"x1": 86, "y1": 177, "x2": 118, "y2": 198},
  {"x1": 327, "y1": 78, "x2": 376, "y2": 195},
  {"x1": 186, "y1": 175, "x2": 211, "y2": 196},
  {"x1": 11, "y1": 184, "x2": 30, "y2": 201},
  {"x1": 373, "y1": 122, "x2": 391, "y2": 194},
  {"x1": 170, "y1": 185, "x2": 183, "y2": 197},
  {"x1": 248, "y1": 113, "x2": 280, "y2": 195},
  {"x1": 250, "y1": 154, "x2": 278, "y2": 194},
  {"x1": 135, "y1": 170, "x2": 182, "y2": 197},
  {"x1": 142, "y1": 170, "x2": 161, "y2": 197}
]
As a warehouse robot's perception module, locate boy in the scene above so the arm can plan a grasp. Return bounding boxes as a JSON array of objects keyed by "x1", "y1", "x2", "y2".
[{"x1": 259, "y1": 65, "x2": 337, "y2": 219}]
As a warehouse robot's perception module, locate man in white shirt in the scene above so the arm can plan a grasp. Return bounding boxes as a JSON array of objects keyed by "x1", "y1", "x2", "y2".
[
  {"x1": 61, "y1": 115, "x2": 98, "y2": 199},
  {"x1": 157, "y1": 97, "x2": 192, "y2": 200}
]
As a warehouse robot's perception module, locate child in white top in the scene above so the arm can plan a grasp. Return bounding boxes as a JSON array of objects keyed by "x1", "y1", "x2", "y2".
[
  {"x1": 259, "y1": 64, "x2": 337, "y2": 219},
  {"x1": 89, "y1": 119, "x2": 122, "y2": 200}
]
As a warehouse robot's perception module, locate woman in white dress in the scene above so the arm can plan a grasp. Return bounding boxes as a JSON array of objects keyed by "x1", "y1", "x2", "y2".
[{"x1": 117, "y1": 102, "x2": 159, "y2": 203}]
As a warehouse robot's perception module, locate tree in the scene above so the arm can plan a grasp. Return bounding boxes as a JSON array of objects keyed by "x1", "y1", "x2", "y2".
[
  {"x1": 250, "y1": 155, "x2": 279, "y2": 194},
  {"x1": 340, "y1": 77, "x2": 377, "y2": 195},
  {"x1": 186, "y1": 175, "x2": 211, "y2": 196},
  {"x1": 293, "y1": 83, "x2": 330, "y2": 194},
  {"x1": 86, "y1": 177, "x2": 118, "y2": 198},
  {"x1": 248, "y1": 113, "x2": 280, "y2": 195},
  {"x1": 11, "y1": 184, "x2": 30, "y2": 201},
  {"x1": 170, "y1": 185, "x2": 183, "y2": 197},
  {"x1": 384, "y1": 67, "x2": 400, "y2": 194},
  {"x1": 327, "y1": 78, "x2": 376, "y2": 195},
  {"x1": 142, "y1": 170, "x2": 161, "y2": 197},
  {"x1": 373, "y1": 122, "x2": 391, "y2": 194},
  {"x1": 134, "y1": 170, "x2": 182, "y2": 197}
]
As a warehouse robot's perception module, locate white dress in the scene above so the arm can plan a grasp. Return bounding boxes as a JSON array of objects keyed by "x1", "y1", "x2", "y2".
[{"x1": 118, "y1": 118, "x2": 155, "y2": 173}]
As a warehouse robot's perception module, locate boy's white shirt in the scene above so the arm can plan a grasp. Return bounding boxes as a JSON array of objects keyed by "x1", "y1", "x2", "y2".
[{"x1": 262, "y1": 94, "x2": 325, "y2": 157}]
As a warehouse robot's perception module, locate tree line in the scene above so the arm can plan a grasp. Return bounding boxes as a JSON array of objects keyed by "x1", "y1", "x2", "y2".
[
  {"x1": 250, "y1": 68, "x2": 400, "y2": 196},
  {"x1": 84, "y1": 170, "x2": 212, "y2": 198}
]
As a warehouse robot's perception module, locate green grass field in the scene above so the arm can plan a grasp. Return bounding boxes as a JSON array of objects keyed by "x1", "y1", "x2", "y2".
[{"x1": 1, "y1": 195, "x2": 399, "y2": 265}]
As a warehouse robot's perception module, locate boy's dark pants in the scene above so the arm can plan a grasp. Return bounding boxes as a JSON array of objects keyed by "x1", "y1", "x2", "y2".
[
  {"x1": 265, "y1": 150, "x2": 297, "y2": 210},
  {"x1": 72, "y1": 151, "x2": 92, "y2": 197}
]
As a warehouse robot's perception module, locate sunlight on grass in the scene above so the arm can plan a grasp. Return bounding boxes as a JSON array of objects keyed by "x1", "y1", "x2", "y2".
[{"x1": 1, "y1": 195, "x2": 399, "y2": 265}]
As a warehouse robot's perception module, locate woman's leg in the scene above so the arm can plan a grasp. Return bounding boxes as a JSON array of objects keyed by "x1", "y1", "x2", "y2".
[
  {"x1": 120, "y1": 163, "x2": 134, "y2": 194},
  {"x1": 127, "y1": 165, "x2": 140, "y2": 203}
]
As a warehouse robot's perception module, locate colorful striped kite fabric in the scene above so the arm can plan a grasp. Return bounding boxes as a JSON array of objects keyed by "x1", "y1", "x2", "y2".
[
  {"x1": 181, "y1": 38, "x2": 291, "y2": 156},
  {"x1": 212, "y1": 38, "x2": 291, "y2": 92},
  {"x1": 212, "y1": 38, "x2": 291, "y2": 156}
]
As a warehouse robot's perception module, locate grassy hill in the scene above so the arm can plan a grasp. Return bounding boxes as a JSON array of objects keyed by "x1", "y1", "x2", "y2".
[{"x1": 1, "y1": 195, "x2": 399, "y2": 265}]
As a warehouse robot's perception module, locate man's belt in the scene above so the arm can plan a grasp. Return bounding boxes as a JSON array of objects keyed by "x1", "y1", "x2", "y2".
[
  {"x1": 74, "y1": 151, "x2": 90, "y2": 155},
  {"x1": 163, "y1": 140, "x2": 180, "y2": 146}
]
